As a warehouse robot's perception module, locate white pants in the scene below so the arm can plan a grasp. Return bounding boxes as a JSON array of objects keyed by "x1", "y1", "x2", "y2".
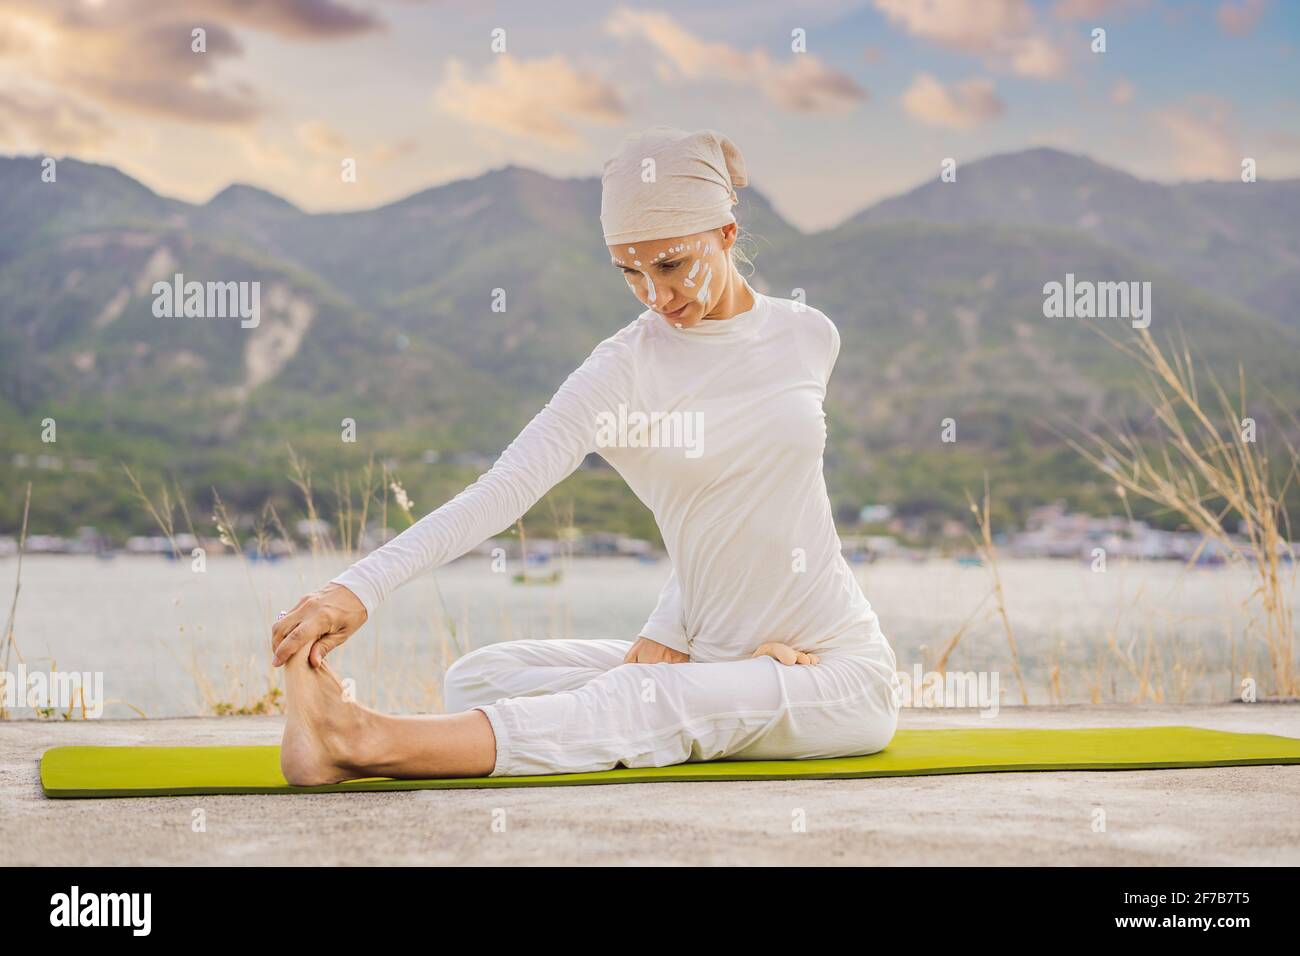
[{"x1": 443, "y1": 638, "x2": 903, "y2": 777}]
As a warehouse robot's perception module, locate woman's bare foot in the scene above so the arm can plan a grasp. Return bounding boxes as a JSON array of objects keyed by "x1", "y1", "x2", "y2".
[{"x1": 280, "y1": 644, "x2": 381, "y2": 786}]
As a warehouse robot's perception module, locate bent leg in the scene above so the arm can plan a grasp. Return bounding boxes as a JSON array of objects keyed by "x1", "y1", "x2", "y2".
[
  {"x1": 477, "y1": 650, "x2": 899, "y2": 777},
  {"x1": 443, "y1": 638, "x2": 632, "y2": 713}
]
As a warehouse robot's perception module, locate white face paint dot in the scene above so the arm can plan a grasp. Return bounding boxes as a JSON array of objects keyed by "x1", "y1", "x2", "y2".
[
  {"x1": 633, "y1": 260, "x2": 641, "y2": 266},
  {"x1": 627, "y1": 247, "x2": 636, "y2": 254}
]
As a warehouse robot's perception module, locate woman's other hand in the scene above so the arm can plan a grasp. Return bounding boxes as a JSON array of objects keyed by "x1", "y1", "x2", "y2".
[
  {"x1": 624, "y1": 636, "x2": 690, "y2": 664},
  {"x1": 270, "y1": 583, "x2": 368, "y2": 668},
  {"x1": 752, "y1": 641, "x2": 820, "y2": 666}
]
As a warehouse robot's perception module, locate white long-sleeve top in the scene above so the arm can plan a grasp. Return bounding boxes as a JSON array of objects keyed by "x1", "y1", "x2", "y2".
[{"x1": 332, "y1": 284, "x2": 892, "y2": 663}]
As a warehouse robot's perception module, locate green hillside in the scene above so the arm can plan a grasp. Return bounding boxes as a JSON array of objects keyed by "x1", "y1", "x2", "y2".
[{"x1": 1, "y1": 151, "x2": 1296, "y2": 542}]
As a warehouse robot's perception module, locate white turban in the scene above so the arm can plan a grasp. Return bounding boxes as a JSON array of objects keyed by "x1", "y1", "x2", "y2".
[{"x1": 600, "y1": 126, "x2": 748, "y2": 246}]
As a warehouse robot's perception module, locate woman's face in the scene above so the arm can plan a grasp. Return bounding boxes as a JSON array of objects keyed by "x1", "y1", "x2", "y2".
[{"x1": 607, "y1": 226, "x2": 733, "y2": 330}]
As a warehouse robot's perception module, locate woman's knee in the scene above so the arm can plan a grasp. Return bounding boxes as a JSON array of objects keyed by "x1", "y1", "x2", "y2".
[
  {"x1": 443, "y1": 644, "x2": 512, "y2": 713},
  {"x1": 853, "y1": 706, "x2": 899, "y2": 756}
]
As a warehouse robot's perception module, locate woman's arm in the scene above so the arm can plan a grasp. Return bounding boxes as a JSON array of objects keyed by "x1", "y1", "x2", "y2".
[
  {"x1": 636, "y1": 564, "x2": 689, "y2": 655},
  {"x1": 271, "y1": 332, "x2": 636, "y2": 668},
  {"x1": 332, "y1": 334, "x2": 636, "y2": 615}
]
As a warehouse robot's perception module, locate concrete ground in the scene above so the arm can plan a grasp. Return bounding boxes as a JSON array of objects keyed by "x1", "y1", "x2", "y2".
[{"x1": 3, "y1": 703, "x2": 1298, "y2": 865}]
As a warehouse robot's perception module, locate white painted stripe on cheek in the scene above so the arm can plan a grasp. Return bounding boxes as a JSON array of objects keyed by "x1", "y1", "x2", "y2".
[
  {"x1": 696, "y1": 263, "x2": 713, "y2": 304},
  {"x1": 685, "y1": 258, "x2": 700, "y2": 288}
]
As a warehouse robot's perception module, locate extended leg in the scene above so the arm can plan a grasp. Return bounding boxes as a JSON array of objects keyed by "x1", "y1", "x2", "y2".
[
  {"x1": 280, "y1": 642, "x2": 496, "y2": 785},
  {"x1": 282, "y1": 637, "x2": 633, "y2": 785}
]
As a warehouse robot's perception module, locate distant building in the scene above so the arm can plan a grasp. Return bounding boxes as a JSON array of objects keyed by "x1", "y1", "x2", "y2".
[
  {"x1": 1007, "y1": 499, "x2": 1253, "y2": 562},
  {"x1": 840, "y1": 535, "x2": 899, "y2": 561},
  {"x1": 295, "y1": 518, "x2": 332, "y2": 541},
  {"x1": 448, "y1": 452, "x2": 493, "y2": 469},
  {"x1": 858, "y1": 504, "x2": 894, "y2": 524},
  {"x1": 575, "y1": 532, "x2": 653, "y2": 556}
]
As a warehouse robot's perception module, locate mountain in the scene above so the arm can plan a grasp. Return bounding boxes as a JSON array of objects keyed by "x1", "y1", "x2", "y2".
[
  {"x1": 0, "y1": 156, "x2": 181, "y2": 255},
  {"x1": 846, "y1": 146, "x2": 1300, "y2": 329},
  {"x1": 0, "y1": 150, "x2": 1296, "y2": 539},
  {"x1": 206, "y1": 183, "x2": 302, "y2": 215}
]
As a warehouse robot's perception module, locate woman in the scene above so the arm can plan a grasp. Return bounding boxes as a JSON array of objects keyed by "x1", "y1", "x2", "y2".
[{"x1": 271, "y1": 126, "x2": 902, "y2": 785}]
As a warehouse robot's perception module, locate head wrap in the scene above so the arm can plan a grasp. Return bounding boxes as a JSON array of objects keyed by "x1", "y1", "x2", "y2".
[{"x1": 600, "y1": 126, "x2": 748, "y2": 246}]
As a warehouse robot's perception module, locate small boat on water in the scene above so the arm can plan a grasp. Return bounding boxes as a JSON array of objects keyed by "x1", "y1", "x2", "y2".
[
  {"x1": 511, "y1": 519, "x2": 562, "y2": 584},
  {"x1": 512, "y1": 567, "x2": 563, "y2": 585}
]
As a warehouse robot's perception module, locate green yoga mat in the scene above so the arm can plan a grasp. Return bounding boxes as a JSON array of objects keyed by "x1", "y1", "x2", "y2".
[{"x1": 40, "y1": 726, "x2": 1300, "y2": 798}]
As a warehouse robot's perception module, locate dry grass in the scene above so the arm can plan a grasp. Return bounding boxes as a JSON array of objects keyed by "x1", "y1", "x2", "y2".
[
  {"x1": 928, "y1": 474, "x2": 1030, "y2": 705},
  {"x1": 0, "y1": 483, "x2": 31, "y2": 720},
  {"x1": 113, "y1": 448, "x2": 558, "y2": 717},
  {"x1": 925, "y1": 462, "x2": 1283, "y2": 706},
  {"x1": 1062, "y1": 323, "x2": 1299, "y2": 698},
  {"x1": 923, "y1": 322, "x2": 1298, "y2": 707}
]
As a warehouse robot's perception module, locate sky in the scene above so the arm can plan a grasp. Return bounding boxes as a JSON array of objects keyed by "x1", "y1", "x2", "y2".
[{"x1": 1, "y1": 0, "x2": 1298, "y2": 232}]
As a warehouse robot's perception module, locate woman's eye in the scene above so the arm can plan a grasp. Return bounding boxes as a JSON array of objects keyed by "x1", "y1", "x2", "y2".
[{"x1": 660, "y1": 261, "x2": 680, "y2": 271}]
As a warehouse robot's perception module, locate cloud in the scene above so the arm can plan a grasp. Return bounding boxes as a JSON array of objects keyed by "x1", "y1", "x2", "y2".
[
  {"x1": 433, "y1": 55, "x2": 627, "y2": 148},
  {"x1": 1008, "y1": 35, "x2": 1067, "y2": 78},
  {"x1": 297, "y1": 121, "x2": 350, "y2": 154},
  {"x1": 0, "y1": 0, "x2": 387, "y2": 129},
  {"x1": 1217, "y1": 0, "x2": 1269, "y2": 36},
  {"x1": 1051, "y1": 0, "x2": 1143, "y2": 18},
  {"x1": 193, "y1": 0, "x2": 382, "y2": 38},
  {"x1": 1111, "y1": 78, "x2": 1135, "y2": 105},
  {"x1": 901, "y1": 73, "x2": 1004, "y2": 129},
  {"x1": 873, "y1": 0, "x2": 1067, "y2": 79},
  {"x1": 0, "y1": 87, "x2": 113, "y2": 150},
  {"x1": 3, "y1": 0, "x2": 382, "y2": 40},
  {"x1": 74, "y1": 21, "x2": 262, "y2": 124},
  {"x1": 295, "y1": 121, "x2": 420, "y2": 166},
  {"x1": 606, "y1": 8, "x2": 753, "y2": 79},
  {"x1": 605, "y1": 8, "x2": 867, "y2": 113},
  {"x1": 373, "y1": 138, "x2": 420, "y2": 164},
  {"x1": 763, "y1": 52, "x2": 869, "y2": 113},
  {"x1": 1151, "y1": 95, "x2": 1240, "y2": 178}
]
